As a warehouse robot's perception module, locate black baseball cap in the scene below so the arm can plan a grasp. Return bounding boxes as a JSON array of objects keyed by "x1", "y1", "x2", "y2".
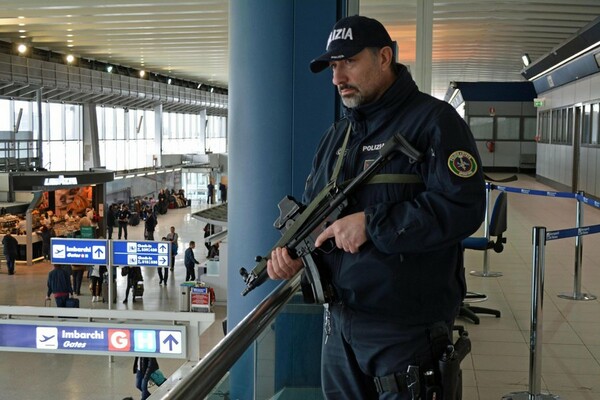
[{"x1": 310, "y1": 15, "x2": 393, "y2": 73}]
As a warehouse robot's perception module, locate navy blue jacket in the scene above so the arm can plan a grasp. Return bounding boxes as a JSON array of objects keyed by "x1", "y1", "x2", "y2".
[
  {"x1": 303, "y1": 65, "x2": 486, "y2": 325},
  {"x1": 2, "y1": 234, "x2": 18, "y2": 257},
  {"x1": 47, "y1": 266, "x2": 74, "y2": 297},
  {"x1": 184, "y1": 247, "x2": 199, "y2": 268}
]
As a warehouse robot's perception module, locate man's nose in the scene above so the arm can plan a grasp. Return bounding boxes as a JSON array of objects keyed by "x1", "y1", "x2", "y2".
[{"x1": 332, "y1": 66, "x2": 346, "y2": 86}]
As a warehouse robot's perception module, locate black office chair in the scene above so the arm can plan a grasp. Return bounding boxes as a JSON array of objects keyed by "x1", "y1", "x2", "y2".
[{"x1": 459, "y1": 191, "x2": 508, "y2": 324}]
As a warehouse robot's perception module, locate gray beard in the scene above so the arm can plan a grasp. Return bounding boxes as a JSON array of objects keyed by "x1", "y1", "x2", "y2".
[{"x1": 341, "y1": 93, "x2": 364, "y2": 108}]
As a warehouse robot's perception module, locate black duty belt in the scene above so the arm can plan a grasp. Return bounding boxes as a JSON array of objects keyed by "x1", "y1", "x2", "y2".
[{"x1": 373, "y1": 365, "x2": 420, "y2": 398}]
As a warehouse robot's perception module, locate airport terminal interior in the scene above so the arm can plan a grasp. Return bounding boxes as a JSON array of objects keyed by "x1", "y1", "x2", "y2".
[{"x1": 1, "y1": 1, "x2": 600, "y2": 399}]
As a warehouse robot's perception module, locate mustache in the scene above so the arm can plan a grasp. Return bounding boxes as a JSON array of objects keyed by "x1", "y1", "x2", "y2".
[{"x1": 338, "y1": 84, "x2": 358, "y2": 92}]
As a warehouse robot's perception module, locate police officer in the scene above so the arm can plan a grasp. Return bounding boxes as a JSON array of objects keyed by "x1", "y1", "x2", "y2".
[{"x1": 267, "y1": 15, "x2": 485, "y2": 399}]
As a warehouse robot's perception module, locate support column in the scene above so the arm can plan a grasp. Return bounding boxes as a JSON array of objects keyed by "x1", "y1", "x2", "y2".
[
  {"x1": 228, "y1": 0, "x2": 344, "y2": 397},
  {"x1": 154, "y1": 103, "x2": 163, "y2": 168},
  {"x1": 35, "y1": 89, "x2": 43, "y2": 170},
  {"x1": 82, "y1": 103, "x2": 101, "y2": 169},
  {"x1": 415, "y1": 0, "x2": 433, "y2": 94}
]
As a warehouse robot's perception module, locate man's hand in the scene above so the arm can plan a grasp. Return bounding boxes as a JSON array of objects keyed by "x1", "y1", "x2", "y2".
[
  {"x1": 315, "y1": 212, "x2": 367, "y2": 254},
  {"x1": 267, "y1": 247, "x2": 303, "y2": 280}
]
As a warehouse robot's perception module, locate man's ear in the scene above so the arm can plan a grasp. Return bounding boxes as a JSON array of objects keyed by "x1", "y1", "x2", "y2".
[{"x1": 380, "y1": 46, "x2": 394, "y2": 70}]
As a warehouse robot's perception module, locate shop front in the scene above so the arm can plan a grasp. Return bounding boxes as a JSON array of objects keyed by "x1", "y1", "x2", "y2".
[{"x1": 5, "y1": 170, "x2": 114, "y2": 265}]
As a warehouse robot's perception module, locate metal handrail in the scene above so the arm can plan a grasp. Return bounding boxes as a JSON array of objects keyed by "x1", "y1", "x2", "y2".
[{"x1": 155, "y1": 273, "x2": 303, "y2": 399}]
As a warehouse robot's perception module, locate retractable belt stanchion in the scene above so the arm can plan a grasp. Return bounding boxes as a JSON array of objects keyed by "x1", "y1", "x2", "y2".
[
  {"x1": 558, "y1": 191, "x2": 597, "y2": 301},
  {"x1": 470, "y1": 182, "x2": 503, "y2": 277},
  {"x1": 503, "y1": 226, "x2": 560, "y2": 400}
]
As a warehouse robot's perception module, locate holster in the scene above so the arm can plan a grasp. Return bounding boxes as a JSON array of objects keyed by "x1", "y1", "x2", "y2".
[{"x1": 437, "y1": 331, "x2": 471, "y2": 400}]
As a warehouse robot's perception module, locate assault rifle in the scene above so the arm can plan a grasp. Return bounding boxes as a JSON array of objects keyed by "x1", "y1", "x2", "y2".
[{"x1": 239, "y1": 132, "x2": 424, "y2": 300}]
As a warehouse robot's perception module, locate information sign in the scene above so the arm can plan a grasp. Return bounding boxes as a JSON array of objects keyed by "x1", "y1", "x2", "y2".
[
  {"x1": 112, "y1": 240, "x2": 171, "y2": 267},
  {"x1": 0, "y1": 320, "x2": 186, "y2": 358},
  {"x1": 50, "y1": 238, "x2": 108, "y2": 265}
]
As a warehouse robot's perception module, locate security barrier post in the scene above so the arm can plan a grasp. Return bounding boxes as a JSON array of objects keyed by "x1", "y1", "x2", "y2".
[
  {"x1": 471, "y1": 183, "x2": 503, "y2": 277},
  {"x1": 502, "y1": 227, "x2": 560, "y2": 400},
  {"x1": 558, "y1": 191, "x2": 596, "y2": 301}
]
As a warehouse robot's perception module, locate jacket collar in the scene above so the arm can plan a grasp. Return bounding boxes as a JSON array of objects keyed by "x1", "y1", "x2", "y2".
[{"x1": 344, "y1": 63, "x2": 418, "y2": 126}]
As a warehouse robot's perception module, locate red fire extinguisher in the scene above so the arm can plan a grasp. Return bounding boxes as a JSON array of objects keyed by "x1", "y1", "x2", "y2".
[{"x1": 486, "y1": 141, "x2": 495, "y2": 153}]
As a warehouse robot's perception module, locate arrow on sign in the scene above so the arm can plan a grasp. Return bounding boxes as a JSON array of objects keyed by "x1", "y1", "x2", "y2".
[
  {"x1": 94, "y1": 248, "x2": 104, "y2": 257},
  {"x1": 159, "y1": 244, "x2": 168, "y2": 252},
  {"x1": 163, "y1": 334, "x2": 179, "y2": 352}
]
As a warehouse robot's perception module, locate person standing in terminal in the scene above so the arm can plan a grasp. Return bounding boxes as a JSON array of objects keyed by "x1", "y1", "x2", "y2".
[
  {"x1": 219, "y1": 182, "x2": 227, "y2": 203},
  {"x1": 144, "y1": 208, "x2": 157, "y2": 240},
  {"x1": 2, "y1": 232, "x2": 19, "y2": 275},
  {"x1": 207, "y1": 181, "x2": 215, "y2": 204},
  {"x1": 166, "y1": 226, "x2": 179, "y2": 272},
  {"x1": 122, "y1": 266, "x2": 143, "y2": 303},
  {"x1": 203, "y1": 223, "x2": 214, "y2": 254},
  {"x1": 35, "y1": 223, "x2": 55, "y2": 261},
  {"x1": 46, "y1": 264, "x2": 74, "y2": 307},
  {"x1": 89, "y1": 264, "x2": 106, "y2": 302},
  {"x1": 118, "y1": 204, "x2": 131, "y2": 240},
  {"x1": 132, "y1": 357, "x2": 159, "y2": 400},
  {"x1": 106, "y1": 203, "x2": 117, "y2": 240},
  {"x1": 71, "y1": 264, "x2": 85, "y2": 296},
  {"x1": 184, "y1": 241, "x2": 200, "y2": 281},
  {"x1": 158, "y1": 237, "x2": 170, "y2": 285},
  {"x1": 267, "y1": 15, "x2": 485, "y2": 399}
]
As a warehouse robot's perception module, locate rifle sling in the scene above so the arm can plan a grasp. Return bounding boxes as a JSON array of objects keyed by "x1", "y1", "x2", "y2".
[
  {"x1": 365, "y1": 173, "x2": 422, "y2": 185},
  {"x1": 275, "y1": 126, "x2": 422, "y2": 251},
  {"x1": 272, "y1": 124, "x2": 354, "y2": 251}
]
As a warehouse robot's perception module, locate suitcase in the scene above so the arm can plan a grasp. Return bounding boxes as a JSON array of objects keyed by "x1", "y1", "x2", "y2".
[
  {"x1": 102, "y1": 278, "x2": 117, "y2": 303},
  {"x1": 66, "y1": 297, "x2": 80, "y2": 308},
  {"x1": 134, "y1": 281, "x2": 144, "y2": 297}
]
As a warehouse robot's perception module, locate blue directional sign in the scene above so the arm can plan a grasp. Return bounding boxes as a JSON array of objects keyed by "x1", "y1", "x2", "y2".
[
  {"x1": 112, "y1": 240, "x2": 171, "y2": 267},
  {"x1": 0, "y1": 320, "x2": 186, "y2": 358},
  {"x1": 50, "y1": 238, "x2": 108, "y2": 265}
]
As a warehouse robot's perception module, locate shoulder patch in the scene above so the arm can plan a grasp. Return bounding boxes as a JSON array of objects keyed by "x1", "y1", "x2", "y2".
[{"x1": 447, "y1": 151, "x2": 478, "y2": 178}]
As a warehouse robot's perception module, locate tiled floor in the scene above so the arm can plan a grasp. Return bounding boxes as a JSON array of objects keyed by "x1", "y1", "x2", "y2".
[
  {"x1": 2, "y1": 173, "x2": 600, "y2": 399},
  {"x1": 461, "y1": 173, "x2": 600, "y2": 400}
]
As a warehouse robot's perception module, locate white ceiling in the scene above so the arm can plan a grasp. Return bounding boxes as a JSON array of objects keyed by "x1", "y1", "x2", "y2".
[{"x1": 1, "y1": 1, "x2": 599, "y2": 99}]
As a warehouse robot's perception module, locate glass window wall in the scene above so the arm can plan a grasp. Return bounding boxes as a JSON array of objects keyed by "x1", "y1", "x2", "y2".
[
  {"x1": 0, "y1": 99, "x2": 10, "y2": 131},
  {"x1": 0, "y1": 96, "x2": 225, "y2": 173},
  {"x1": 591, "y1": 103, "x2": 599, "y2": 145},
  {"x1": 497, "y1": 117, "x2": 520, "y2": 140},
  {"x1": 523, "y1": 117, "x2": 537, "y2": 141},
  {"x1": 468, "y1": 117, "x2": 494, "y2": 140}
]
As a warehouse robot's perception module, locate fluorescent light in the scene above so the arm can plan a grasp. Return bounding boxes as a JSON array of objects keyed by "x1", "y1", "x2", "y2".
[
  {"x1": 136, "y1": 173, "x2": 146, "y2": 177},
  {"x1": 528, "y1": 40, "x2": 600, "y2": 81},
  {"x1": 114, "y1": 176, "x2": 123, "y2": 180},
  {"x1": 125, "y1": 174, "x2": 135, "y2": 179},
  {"x1": 521, "y1": 53, "x2": 531, "y2": 67},
  {"x1": 448, "y1": 88, "x2": 459, "y2": 104},
  {"x1": 106, "y1": 65, "x2": 113, "y2": 73}
]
